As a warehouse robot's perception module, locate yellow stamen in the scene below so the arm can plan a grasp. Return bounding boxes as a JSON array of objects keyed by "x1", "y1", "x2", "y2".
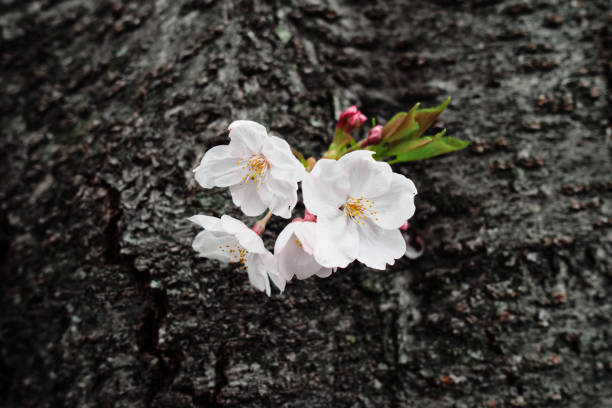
[
  {"x1": 342, "y1": 196, "x2": 380, "y2": 225},
  {"x1": 239, "y1": 154, "x2": 270, "y2": 185},
  {"x1": 219, "y1": 242, "x2": 249, "y2": 270}
]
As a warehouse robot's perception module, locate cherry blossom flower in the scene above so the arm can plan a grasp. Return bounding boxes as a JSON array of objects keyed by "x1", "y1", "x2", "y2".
[
  {"x1": 302, "y1": 150, "x2": 417, "y2": 269},
  {"x1": 194, "y1": 120, "x2": 306, "y2": 218},
  {"x1": 274, "y1": 220, "x2": 333, "y2": 282},
  {"x1": 188, "y1": 214, "x2": 285, "y2": 295}
]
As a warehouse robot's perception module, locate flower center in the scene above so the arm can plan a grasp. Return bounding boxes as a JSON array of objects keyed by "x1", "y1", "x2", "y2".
[
  {"x1": 238, "y1": 154, "x2": 270, "y2": 185},
  {"x1": 342, "y1": 196, "x2": 379, "y2": 225},
  {"x1": 218, "y1": 243, "x2": 249, "y2": 269}
]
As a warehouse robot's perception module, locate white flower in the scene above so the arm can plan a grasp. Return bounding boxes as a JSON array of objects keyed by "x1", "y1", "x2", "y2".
[
  {"x1": 274, "y1": 220, "x2": 333, "y2": 281},
  {"x1": 188, "y1": 214, "x2": 285, "y2": 295},
  {"x1": 194, "y1": 120, "x2": 306, "y2": 218},
  {"x1": 302, "y1": 150, "x2": 417, "y2": 269}
]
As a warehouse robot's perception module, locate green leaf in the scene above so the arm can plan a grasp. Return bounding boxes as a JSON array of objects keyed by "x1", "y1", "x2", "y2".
[
  {"x1": 381, "y1": 112, "x2": 407, "y2": 139},
  {"x1": 413, "y1": 97, "x2": 450, "y2": 139},
  {"x1": 381, "y1": 103, "x2": 419, "y2": 142},
  {"x1": 389, "y1": 135, "x2": 469, "y2": 163},
  {"x1": 390, "y1": 120, "x2": 420, "y2": 143},
  {"x1": 386, "y1": 136, "x2": 433, "y2": 156}
]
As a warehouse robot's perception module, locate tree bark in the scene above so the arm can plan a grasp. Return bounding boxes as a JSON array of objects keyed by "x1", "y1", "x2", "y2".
[{"x1": 1, "y1": 0, "x2": 611, "y2": 407}]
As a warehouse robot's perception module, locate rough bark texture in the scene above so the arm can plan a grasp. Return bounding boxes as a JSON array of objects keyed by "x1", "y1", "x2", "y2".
[{"x1": 1, "y1": 0, "x2": 612, "y2": 407}]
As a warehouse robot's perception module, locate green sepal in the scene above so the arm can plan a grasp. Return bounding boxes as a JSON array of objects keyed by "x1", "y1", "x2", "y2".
[
  {"x1": 327, "y1": 129, "x2": 353, "y2": 157},
  {"x1": 389, "y1": 134, "x2": 468, "y2": 164}
]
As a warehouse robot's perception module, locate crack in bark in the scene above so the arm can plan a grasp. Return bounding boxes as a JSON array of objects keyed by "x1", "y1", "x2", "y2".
[
  {"x1": 86, "y1": 176, "x2": 180, "y2": 405},
  {"x1": 211, "y1": 350, "x2": 230, "y2": 406},
  {"x1": 191, "y1": 345, "x2": 229, "y2": 407}
]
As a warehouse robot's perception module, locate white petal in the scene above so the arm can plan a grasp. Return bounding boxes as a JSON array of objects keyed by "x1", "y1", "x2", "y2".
[
  {"x1": 260, "y1": 176, "x2": 297, "y2": 219},
  {"x1": 274, "y1": 222, "x2": 298, "y2": 255},
  {"x1": 293, "y1": 221, "x2": 316, "y2": 255},
  {"x1": 229, "y1": 183, "x2": 268, "y2": 217},
  {"x1": 338, "y1": 150, "x2": 392, "y2": 198},
  {"x1": 245, "y1": 253, "x2": 271, "y2": 295},
  {"x1": 250, "y1": 252, "x2": 278, "y2": 295},
  {"x1": 191, "y1": 230, "x2": 236, "y2": 262},
  {"x1": 262, "y1": 136, "x2": 306, "y2": 182},
  {"x1": 228, "y1": 120, "x2": 268, "y2": 154},
  {"x1": 356, "y1": 222, "x2": 406, "y2": 269},
  {"x1": 315, "y1": 268, "x2": 333, "y2": 278},
  {"x1": 302, "y1": 159, "x2": 349, "y2": 217},
  {"x1": 218, "y1": 214, "x2": 249, "y2": 234},
  {"x1": 274, "y1": 224, "x2": 331, "y2": 281},
  {"x1": 274, "y1": 228, "x2": 301, "y2": 281},
  {"x1": 220, "y1": 215, "x2": 267, "y2": 253},
  {"x1": 263, "y1": 251, "x2": 286, "y2": 292},
  {"x1": 313, "y1": 214, "x2": 359, "y2": 268},
  {"x1": 370, "y1": 173, "x2": 417, "y2": 230},
  {"x1": 188, "y1": 214, "x2": 222, "y2": 231},
  {"x1": 294, "y1": 256, "x2": 332, "y2": 280},
  {"x1": 194, "y1": 145, "x2": 244, "y2": 188}
]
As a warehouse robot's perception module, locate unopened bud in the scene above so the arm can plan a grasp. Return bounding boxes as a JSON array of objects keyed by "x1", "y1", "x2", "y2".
[
  {"x1": 347, "y1": 112, "x2": 366, "y2": 132},
  {"x1": 400, "y1": 221, "x2": 409, "y2": 231},
  {"x1": 336, "y1": 105, "x2": 367, "y2": 133},
  {"x1": 359, "y1": 125, "x2": 383, "y2": 147},
  {"x1": 337, "y1": 105, "x2": 358, "y2": 128}
]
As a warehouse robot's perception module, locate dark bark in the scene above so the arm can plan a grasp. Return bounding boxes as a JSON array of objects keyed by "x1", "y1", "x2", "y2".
[{"x1": 1, "y1": 0, "x2": 612, "y2": 407}]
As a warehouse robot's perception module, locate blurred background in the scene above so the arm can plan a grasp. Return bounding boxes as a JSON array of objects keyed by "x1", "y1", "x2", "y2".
[{"x1": 1, "y1": 0, "x2": 611, "y2": 406}]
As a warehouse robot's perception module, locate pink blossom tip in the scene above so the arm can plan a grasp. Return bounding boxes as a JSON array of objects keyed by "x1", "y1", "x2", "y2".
[
  {"x1": 337, "y1": 105, "x2": 367, "y2": 133},
  {"x1": 360, "y1": 125, "x2": 383, "y2": 147},
  {"x1": 400, "y1": 221, "x2": 409, "y2": 231}
]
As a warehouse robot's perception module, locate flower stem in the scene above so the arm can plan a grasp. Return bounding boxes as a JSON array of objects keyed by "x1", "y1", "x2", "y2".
[
  {"x1": 336, "y1": 143, "x2": 370, "y2": 159},
  {"x1": 291, "y1": 148, "x2": 308, "y2": 168},
  {"x1": 305, "y1": 157, "x2": 316, "y2": 171},
  {"x1": 252, "y1": 210, "x2": 273, "y2": 235}
]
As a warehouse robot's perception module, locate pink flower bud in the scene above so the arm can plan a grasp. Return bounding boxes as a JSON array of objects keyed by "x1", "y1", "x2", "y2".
[
  {"x1": 399, "y1": 221, "x2": 409, "y2": 231},
  {"x1": 359, "y1": 125, "x2": 383, "y2": 147},
  {"x1": 337, "y1": 106, "x2": 358, "y2": 128},
  {"x1": 336, "y1": 105, "x2": 367, "y2": 133},
  {"x1": 347, "y1": 112, "x2": 366, "y2": 131}
]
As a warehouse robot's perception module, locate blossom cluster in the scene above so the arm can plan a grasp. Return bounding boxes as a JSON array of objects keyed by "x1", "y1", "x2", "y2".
[{"x1": 189, "y1": 102, "x2": 466, "y2": 295}]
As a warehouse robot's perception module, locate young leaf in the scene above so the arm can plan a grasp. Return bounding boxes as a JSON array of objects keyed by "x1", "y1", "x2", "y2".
[
  {"x1": 382, "y1": 103, "x2": 419, "y2": 143},
  {"x1": 413, "y1": 97, "x2": 450, "y2": 139},
  {"x1": 390, "y1": 120, "x2": 420, "y2": 144},
  {"x1": 381, "y1": 112, "x2": 406, "y2": 140},
  {"x1": 386, "y1": 136, "x2": 433, "y2": 156},
  {"x1": 389, "y1": 135, "x2": 469, "y2": 164}
]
